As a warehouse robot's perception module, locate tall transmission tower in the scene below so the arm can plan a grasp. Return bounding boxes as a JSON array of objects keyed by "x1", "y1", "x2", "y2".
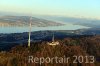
[
  {"x1": 28, "y1": 17, "x2": 32, "y2": 47},
  {"x1": 52, "y1": 33, "x2": 54, "y2": 42}
]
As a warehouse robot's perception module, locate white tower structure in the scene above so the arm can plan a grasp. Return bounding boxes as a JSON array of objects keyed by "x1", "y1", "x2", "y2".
[
  {"x1": 28, "y1": 17, "x2": 32, "y2": 47},
  {"x1": 52, "y1": 33, "x2": 54, "y2": 42},
  {"x1": 47, "y1": 33, "x2": 59, "y2": 46}
]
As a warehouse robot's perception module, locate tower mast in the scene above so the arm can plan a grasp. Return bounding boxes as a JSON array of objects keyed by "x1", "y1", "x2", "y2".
[
  {"x1": 28, "y1": 17, "x2": 32, "y2": 47},
  {"x1": 52, "y1": 33, "x2": 54, "y2": 42}
]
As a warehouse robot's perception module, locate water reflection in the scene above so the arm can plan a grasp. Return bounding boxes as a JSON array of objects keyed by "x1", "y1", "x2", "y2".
[{"x1": 0, "y1": 25, "x2": 89, "y2": 33}]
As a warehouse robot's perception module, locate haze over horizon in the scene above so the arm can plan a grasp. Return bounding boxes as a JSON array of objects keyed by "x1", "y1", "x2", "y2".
[{"x1": 0, "y1": 0, "x2": 100, "y2": 19}]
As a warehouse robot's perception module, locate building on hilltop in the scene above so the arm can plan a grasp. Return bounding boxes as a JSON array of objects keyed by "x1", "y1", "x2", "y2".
[{"x1": 47, "y1": 33, "x2": 60, "y2": 46}]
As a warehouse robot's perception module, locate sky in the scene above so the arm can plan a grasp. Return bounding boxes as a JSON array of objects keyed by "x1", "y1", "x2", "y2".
[{"x1": 0, "y1": 0, "x2": 100, "y2": 19}]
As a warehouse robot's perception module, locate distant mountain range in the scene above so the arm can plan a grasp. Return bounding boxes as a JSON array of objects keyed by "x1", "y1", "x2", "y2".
[
  {"x1": 35, "y1": 15, "x2": 100, "y2": 28},
  {"x1": 0, "y1": 13, "x2": 100, "y2": 28},
  {"x1": 0, "y1": 11, "x2": 100, "y2": 28},
  {"x1": 0, "y1": 16, "x2": 64, "y2": 27}
]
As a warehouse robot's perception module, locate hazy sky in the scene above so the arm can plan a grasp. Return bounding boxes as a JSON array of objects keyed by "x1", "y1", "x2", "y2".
[{"x1": 0, "y1": 0, "x2": 100, "y2": 19}]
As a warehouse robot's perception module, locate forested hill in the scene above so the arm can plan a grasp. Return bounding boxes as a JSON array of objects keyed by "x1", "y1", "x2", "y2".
[{"x1": 0, "y1": 35, "x2": 100, "y2": 66}]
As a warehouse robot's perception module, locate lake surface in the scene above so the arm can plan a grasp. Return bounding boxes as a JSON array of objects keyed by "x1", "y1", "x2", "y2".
[{"x1": 0, "y1": 24, "x2": 89, "y2": 33}]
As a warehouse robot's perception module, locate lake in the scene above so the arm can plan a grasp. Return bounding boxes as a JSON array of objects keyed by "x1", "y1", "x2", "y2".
[{"x1": 0, "y1": 24, "x2": 89, "y2": 33}]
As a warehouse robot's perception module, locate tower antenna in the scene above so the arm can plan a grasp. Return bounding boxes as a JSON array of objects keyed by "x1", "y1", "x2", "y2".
[
  {"x1": 28, "y1": 16, "x2": 32, "y2": 47},
  {"x1": 52, "y1": 32, "x2": 54, "y2": 42}
]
